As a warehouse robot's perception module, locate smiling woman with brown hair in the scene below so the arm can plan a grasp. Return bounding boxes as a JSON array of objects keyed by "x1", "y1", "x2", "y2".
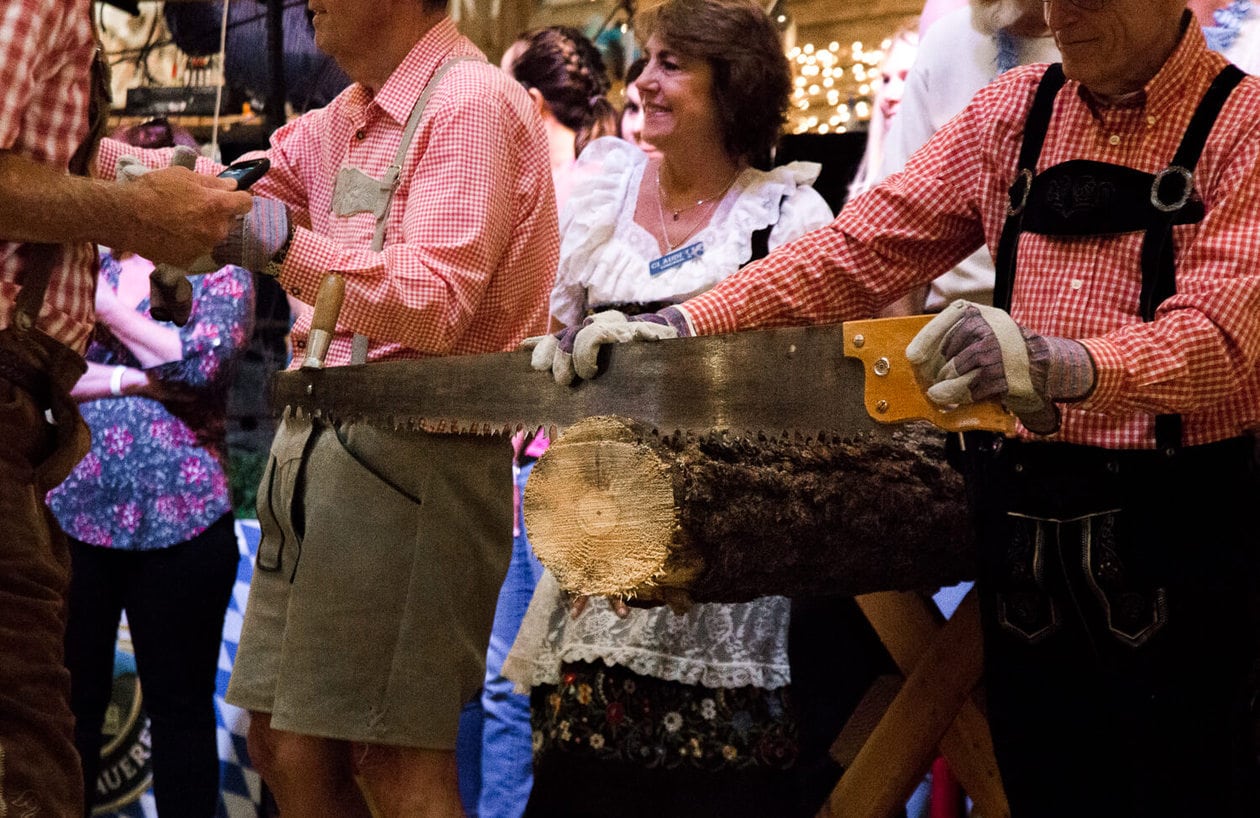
[{"x1": 503, "y1": 1, "x2": 857, "y2": 815}]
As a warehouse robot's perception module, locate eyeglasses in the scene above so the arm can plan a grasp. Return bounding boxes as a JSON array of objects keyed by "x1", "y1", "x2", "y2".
[{"x1": 1044, "y1": 0, "x2": 1108, "y2": 10}]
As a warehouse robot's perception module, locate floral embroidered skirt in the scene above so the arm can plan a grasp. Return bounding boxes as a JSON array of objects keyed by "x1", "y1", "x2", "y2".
[{"x1": 525, "y1": 659, "x2": 802, "y2": 816}]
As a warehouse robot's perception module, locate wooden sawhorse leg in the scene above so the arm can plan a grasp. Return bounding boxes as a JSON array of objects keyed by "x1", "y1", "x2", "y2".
[{"x1": 817, "y1": 588, "x2": 1009, "y2": 818}]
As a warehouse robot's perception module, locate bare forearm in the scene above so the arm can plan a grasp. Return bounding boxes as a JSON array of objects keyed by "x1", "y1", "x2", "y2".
[
  {"x1": 97, "y1": 307, "x2": 182, "y2": 367},
  {"x1": 0, "y1": 149, "x2": 251, "y2": 267},
  {"x1": 71, "y1": 362, "x2": 148, "y2": 402},
  {"x1": 0, "y1": 152, "x2": 132, "y2": 246}
]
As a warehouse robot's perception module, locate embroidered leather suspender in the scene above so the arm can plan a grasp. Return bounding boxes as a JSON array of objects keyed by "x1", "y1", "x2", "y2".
[{"x1": 993, "y1": 63, "x2": 1245, "y2": 452}]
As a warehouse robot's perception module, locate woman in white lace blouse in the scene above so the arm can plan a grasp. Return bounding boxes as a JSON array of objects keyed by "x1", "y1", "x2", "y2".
[{"x1": 504, "y1": 1, "x2": 846, "y2": 815}]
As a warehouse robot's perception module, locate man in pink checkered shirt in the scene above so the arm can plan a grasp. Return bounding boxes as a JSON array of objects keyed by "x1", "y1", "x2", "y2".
[
  {"x1": 538, "y1": 0, "x2": 1260, "y2": 815},
  {"x1": 94, "y1": 0, "x2": 559, "y2": 814},
  {"x1": 0, "y1": 2, "x2": 251, "y2": 814}
]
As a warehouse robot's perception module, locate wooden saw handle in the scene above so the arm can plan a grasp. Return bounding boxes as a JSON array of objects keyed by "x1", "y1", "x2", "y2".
[
  {"x1": 301, "y1": 273, "x2": 345, "y2": 369},
  {"x1": 843, "y1": 315, "x2": 1018, "y2": 435}
]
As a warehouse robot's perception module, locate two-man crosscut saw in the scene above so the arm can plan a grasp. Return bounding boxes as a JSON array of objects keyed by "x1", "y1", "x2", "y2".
[{"x1": 271, "y1": 279, "x2": 1015, "y2": 438}]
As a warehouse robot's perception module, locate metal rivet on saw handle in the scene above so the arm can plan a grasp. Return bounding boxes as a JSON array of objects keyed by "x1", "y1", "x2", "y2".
[
  {"x1": 852, "y1": 334, "x2": 865, "y2": 348},
  {"x1": 876, "y1": 400, "x2": 889, "y2": 413},
  {"x1": 873, "y1": 357, "x2": 890, "y2": 376}
]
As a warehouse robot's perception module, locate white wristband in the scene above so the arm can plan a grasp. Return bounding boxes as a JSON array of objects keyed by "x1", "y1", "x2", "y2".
[{"x1": 109, "y1": 365, "x2": 126, "y2": 397}]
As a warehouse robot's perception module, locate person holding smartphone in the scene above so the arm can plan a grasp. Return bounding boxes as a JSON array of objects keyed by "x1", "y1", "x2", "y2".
[
  {"x1": 90, "y1": 0, "x2": 559, "y2": 814},
  {"x1": 0, "y1": 4, "x2": 251, "y2": 814},
  {"x1": 47, "y1": 122, "x2": 255, "y2": 818}
]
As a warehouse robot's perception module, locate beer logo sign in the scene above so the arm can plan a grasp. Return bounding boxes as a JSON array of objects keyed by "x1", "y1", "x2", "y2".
[{"x1": 91, "y1": 627, "x2": 153, "y2": 815}]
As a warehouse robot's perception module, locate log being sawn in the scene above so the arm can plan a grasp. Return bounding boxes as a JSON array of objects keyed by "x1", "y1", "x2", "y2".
[
  {"x1": 523, "y1": 415, "x2": 976, "y2": 605},
  {"x1": 273, "y1": 297, "x2": 1016, "y2": 818}
]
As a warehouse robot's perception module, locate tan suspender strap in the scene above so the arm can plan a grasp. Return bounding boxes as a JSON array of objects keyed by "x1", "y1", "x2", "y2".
[{"x1": 349, "y1": 55, "x2": 477, "y2": 365}]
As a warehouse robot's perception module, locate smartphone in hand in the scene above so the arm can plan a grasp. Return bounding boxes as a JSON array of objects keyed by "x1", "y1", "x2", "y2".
[{"x1": 216, "y1": 157, "x2": 270, "y2": 191}]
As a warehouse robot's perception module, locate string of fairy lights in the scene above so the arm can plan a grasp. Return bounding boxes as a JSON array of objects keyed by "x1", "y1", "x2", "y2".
[{"x1": 786, "y1": 39, "x2": 888, "y2": 135}]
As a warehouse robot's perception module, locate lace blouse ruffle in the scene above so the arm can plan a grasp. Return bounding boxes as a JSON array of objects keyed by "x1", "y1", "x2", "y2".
[
  {"x1": 505, "y1": 573, "x2": 794, "y2": 691},
  {"x1": 548, "y1": 137, "x2": 832, "y2": 327}
]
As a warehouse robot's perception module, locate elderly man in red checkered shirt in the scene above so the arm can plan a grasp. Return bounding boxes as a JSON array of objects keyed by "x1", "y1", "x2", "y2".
[
  {"x1": 0, "y1": 2, "x2": 252, "y2": 814},
  {"x1": 95, "y1": 0, "x2": 558, "y2": 814},
  {"x1": 537, "y1": 1, "x2": 1260, "y2": 815}
]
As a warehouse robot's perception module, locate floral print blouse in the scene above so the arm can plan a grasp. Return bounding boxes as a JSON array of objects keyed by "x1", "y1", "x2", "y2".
[{"x1": 47, "y1": 254, "x2": 255, "y2": 550}]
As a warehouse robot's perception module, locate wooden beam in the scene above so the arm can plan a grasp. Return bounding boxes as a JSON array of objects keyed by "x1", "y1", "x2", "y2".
[
  {"x1": 821, "y1": 591, "x2": 1009, "y2": 818},
  {"x1": 855, "y1": 590, "x2": 1009, "y2": 818}
]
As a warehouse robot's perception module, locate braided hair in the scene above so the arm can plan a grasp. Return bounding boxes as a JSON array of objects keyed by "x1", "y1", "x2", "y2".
[{"x1": 510, "y1": 26, "x2": 618, "y2": 156}]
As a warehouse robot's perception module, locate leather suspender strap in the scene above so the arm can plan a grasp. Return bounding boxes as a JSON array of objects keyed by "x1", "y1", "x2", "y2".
[
  {"x1": 993, "y1": 64, "x2": 1244, "y2": 453},
  {"x1": 1139, "y1": 64, "x2": 1244, "y2": 322},
  {"x1": 1139, "y1": 64, "x2": 1244, "y2": 452},
  {"x1": 349, "y1": 55, "x2": 476, "y2": 365},
  {"x1": 993, "y1": 64, "x2": 1065, "y2": 313}
]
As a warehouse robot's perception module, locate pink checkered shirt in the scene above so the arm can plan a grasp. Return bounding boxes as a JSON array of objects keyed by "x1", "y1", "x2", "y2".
[
  {"x1": 0, "y1": 0, "x2": 97, "y2": 353},
  {"x1": 101, "y1": 18, "x2": 559, "y2": 366},
  {"x1": 684, "y1": 24, "x2": 1260, "y2": 449}
]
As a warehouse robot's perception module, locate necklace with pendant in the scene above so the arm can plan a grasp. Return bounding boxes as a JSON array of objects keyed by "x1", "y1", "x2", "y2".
[{"x1": 654, "y1": 166, "x2": 740, "y2": 252}]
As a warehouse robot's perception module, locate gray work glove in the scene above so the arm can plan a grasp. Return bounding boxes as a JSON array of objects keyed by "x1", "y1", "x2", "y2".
[
  {"x1": 521, "y1": 307, "x2": 692, "y2": 385},
  {"x1": 117, "y1": 146, "x2": 214, "y2": 325},
  {"x1": 905, "y1": 299, "x2": 1095, "y2": 434},
  {"x1": 211, "y1": 196, "x2": 291, "y2": 273}
]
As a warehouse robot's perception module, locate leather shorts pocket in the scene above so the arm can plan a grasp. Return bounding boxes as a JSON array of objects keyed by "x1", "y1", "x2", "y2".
[
  {"x1": 255, "y1": 415, "x2": 315, "y2": 574},
  {"x1": 1078, "y1": 509, "x2": 1169, "y2": 648},
  {"x1": 995, "y1": 513, "x2": 1060, "y2": 644}
]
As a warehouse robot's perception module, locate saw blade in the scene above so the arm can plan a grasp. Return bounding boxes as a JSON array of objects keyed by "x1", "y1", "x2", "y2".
[{"x1": 271, "y1": 323, "x2": 884, "y2": 440}]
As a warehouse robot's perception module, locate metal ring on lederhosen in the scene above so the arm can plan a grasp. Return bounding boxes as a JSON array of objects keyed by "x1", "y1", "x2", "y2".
[{"x1": 970, "y1": 62, "x2": 1248, "y2": 649}]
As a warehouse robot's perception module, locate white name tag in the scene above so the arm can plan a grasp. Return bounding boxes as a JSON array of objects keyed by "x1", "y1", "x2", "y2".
[{"x1": 648, "y1": 241, "x2": 704, "y2": 277}]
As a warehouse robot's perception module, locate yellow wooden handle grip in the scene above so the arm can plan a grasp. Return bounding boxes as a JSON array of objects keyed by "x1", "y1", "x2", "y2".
[
  {"x1": 301, "y1": 273, "x2": 345, "y2": 369},
  {"x1": 843, "y1": 315, "x2": 1018, "y2": 435}
]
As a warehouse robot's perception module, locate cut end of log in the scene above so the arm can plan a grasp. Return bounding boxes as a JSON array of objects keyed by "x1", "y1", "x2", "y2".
[
  {"x1": 524, "y1": 416, "x2": 679, "y2": 597},
  {"x1": 525, "y1": 416, "x2": 975, "y2": 603}
]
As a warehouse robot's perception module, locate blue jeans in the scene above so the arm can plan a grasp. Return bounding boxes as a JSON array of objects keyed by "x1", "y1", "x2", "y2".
[{"x1": 461, "y1": 461, "x2": 545, "y2": 818}]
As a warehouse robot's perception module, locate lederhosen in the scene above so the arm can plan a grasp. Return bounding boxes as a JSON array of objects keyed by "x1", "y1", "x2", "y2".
[
  {"x1": 951, "y1": 64, "x2": 1260, "y2": 818},
  {"x1": 228, "y1": 57, "x2": 514, "y2": 749},
  {"x1": 0, "y1": 35, "x2": 110, "y2": 818}
]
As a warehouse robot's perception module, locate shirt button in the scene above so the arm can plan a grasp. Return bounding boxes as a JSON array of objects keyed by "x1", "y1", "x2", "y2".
[
  {"x1": 1146, "y1": 115, "x2": 1157, "y2": 126},
  {"x1": 1070, "y1": 278, "x2": 1083, "y2": 290},
  {"x1": 295, "y1": 340, "x2": 306, "y2": 349},
  {"x1": 290, "y1": 287, "x2": 301, "y2": 297},
  {"x1": 355, "y1": 128, "x2": 367, "y2": 140},
  {"x1": 1108, "y1": 134, "x2": 1121, "y2": 146}
]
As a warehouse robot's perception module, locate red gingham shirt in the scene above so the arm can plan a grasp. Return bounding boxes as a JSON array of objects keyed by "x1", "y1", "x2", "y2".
[
  {"x1": 684, "y1": 24, "x2": 1260, "y2": 449},
  {"x1": 0, "y1": 0, "x2": 97, "y2": 353},
  {"x1": 98, "y1": 18, "x2": 559, "y2": 366}
]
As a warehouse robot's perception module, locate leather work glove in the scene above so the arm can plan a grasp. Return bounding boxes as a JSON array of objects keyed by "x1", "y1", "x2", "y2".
[
  {"x1": 211, "y1": 195, "x2": 290, "y2": 273},
  {"x1": 521, "y1": 307, "x2": 692, "y2": 385},
  {"x1": 117, "y1": 147, "x2": 215, "y2": 325},
  {"x1": 905, "y1": 299, "x2": 1096, "y2": 434}
]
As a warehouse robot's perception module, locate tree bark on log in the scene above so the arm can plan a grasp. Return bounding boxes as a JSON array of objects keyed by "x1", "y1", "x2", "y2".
[{"x1": 523, "y1": 416, "x2": 976, "y2": 605}]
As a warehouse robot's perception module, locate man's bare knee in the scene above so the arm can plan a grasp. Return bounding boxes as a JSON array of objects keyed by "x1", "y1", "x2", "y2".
[
  {"x1": 245, "y1": 711, "x2": 280, "y2": 782},
  {"x1": 247, "y1": 711, "x2": 353, "y2": 783},
  {"x1": 355, "y1": 744, "x2": 462, "y2": 818}
]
